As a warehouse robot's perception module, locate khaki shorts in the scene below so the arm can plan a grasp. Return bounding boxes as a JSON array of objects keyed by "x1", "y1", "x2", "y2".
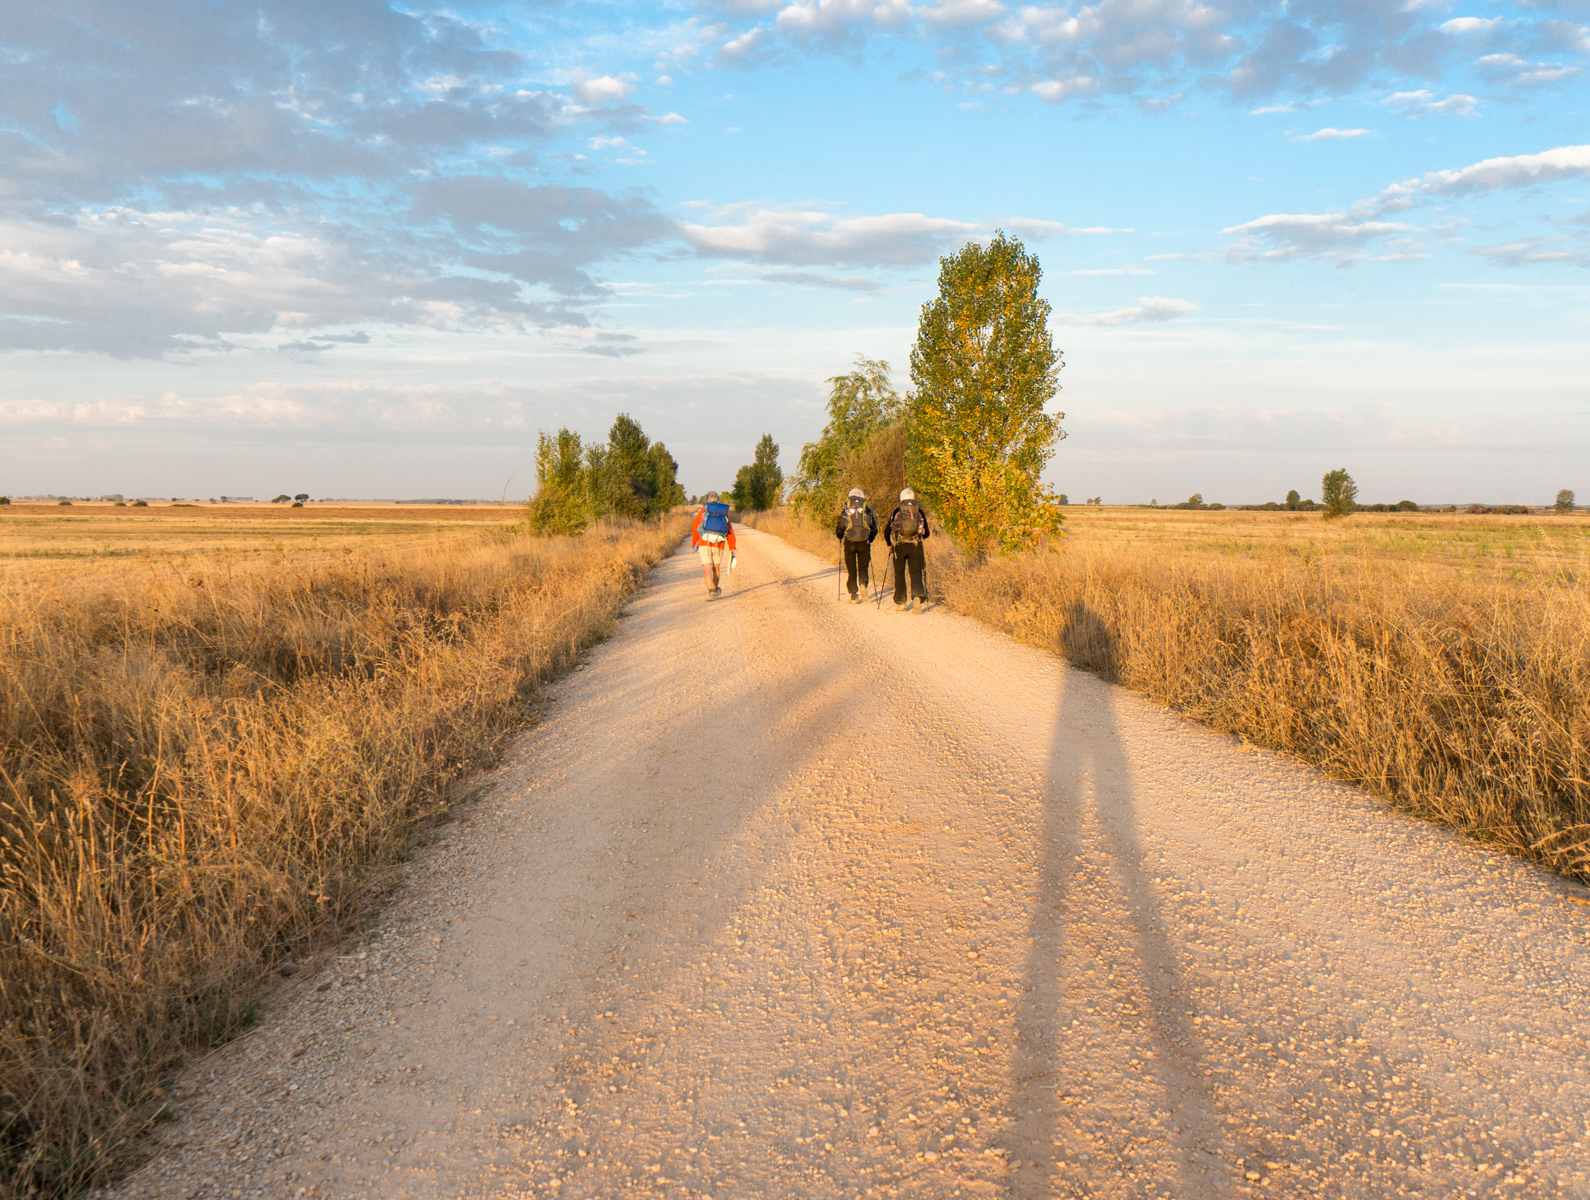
[{"x1": 698, "y1": 541, "x2": 726, "y2": 566}]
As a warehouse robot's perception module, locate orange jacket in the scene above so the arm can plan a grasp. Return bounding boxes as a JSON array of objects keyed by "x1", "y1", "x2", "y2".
[{"x1": 691, "y1": 506, "x2": 736, "y2": 551}]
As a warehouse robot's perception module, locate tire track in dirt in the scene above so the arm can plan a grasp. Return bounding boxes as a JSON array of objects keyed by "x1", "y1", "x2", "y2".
[{"x1": 103, "y1": 527, "x2": 1590, "y2": 1200}]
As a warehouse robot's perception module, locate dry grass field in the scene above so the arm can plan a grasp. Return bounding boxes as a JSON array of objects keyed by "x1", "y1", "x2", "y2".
[
  {"x1": 748, "y1": 504, "x2": 1590, "y2": 880},
  {"x1": 0, "y1": 501, "x2": 520, "y2": 578},
  {"x1": 0, "y1": 503, "x2": 687, "y2": 1198}
]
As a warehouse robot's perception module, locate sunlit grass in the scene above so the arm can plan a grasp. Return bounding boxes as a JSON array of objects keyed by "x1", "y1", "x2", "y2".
[{"x1": 0, "y1": 505, "x2": 686, "y2": 1198}]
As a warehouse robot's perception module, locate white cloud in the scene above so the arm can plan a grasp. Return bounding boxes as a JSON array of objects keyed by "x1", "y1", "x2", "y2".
[
  {"x1": 918, "y1": 0, "x2": 1007, "y2": 25},
  {"x1": 655, "y1": 112, "x2": 690, "y2": 125},
  {"x1": 1005, "y1": 217, "x2": 1132, "y2": 237},
  {"x1": 1068, "y1": 296, "x2": 1197, "y2": 326},
  {"x1": 775, "y1": 0, "x2": 913, "y2": 39},
  {"x1": 1468, "y1": 239, "x2": 1590, "y2": 267},
  {"x1": 1439, "y1": 16, "x2": 1501, "y2": 34},
  {"x1": 758, "y1": 270, "x2": 883, "y2": 291},
  {"x1": 1475, "y1": 53, "x2": 1581, "y2": 87},
  {"x1": 720, "y1": 26, "x2": 769, "y2": 58},
  {"x1": 681, "y1": 206, "x2": 978, "y2": 266},
  {"x1": 1222, "y1": 213, "x2": 1417, "y2": 261},
  {"x1": 572, "y1": 75, "x2": 632, "y2": 105},
  {"x1": 1293, "y1": 127, "x2": 1375, "y2": 141},
  {"x1": 1032, "y1": 76, "x2": 1098, "y2": 102},
  {"x1": 1384, "y1": 89, "x2": 1478, "y2": 117},
  {"x1": 1388, "y1": 144, "x2": 1590, "y2": 199}
]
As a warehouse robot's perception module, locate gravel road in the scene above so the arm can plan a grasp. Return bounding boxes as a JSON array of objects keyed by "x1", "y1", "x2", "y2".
[{"x1": 103, "y1": 527, "x2": 1590, "y2": 1200}]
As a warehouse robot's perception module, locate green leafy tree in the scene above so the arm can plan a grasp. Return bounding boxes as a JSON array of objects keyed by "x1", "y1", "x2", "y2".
[
  {"x1": 908, "y1": 231, "x2": 1066, "y2": 558},
  {"x1": 789, "y1": 356, "x2": 903, "y2": 522},
  {"x1": 1556, "y1": 488, "x2": 1576, "y2": 513},
  {"x1": 528, "y1": 428, "x2": 593, "y2": 535},
  {"x1": 1285, "y1": 489, "x2": 1301, "y2": 510},
  {"x1": 731, "y1": 434, "x2": 784, "y2": 512},
  {"x1": 1321, "y1": 468, "x2": 1358, "y2": 520},
  {"x1": 527, "y1": 415, "x2": 682, "y2": 535}
]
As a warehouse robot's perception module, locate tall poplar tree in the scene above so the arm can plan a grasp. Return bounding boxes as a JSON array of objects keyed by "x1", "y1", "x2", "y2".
[{"x1": 909, "y1": 232, "x2": 1066, "y2": 557}]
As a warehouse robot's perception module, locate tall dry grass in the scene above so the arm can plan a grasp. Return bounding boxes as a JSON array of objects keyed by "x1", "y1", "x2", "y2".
[
  {"x1": 748, "y1": 507, "x2": 1590, "y2": 877},
  {"x1": 0, "y1": 516, "x2": 685, "y2": 1198}
]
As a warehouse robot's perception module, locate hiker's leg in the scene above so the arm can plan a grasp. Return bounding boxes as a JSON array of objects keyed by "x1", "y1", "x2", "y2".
[
  {"x1": 857, "y1": 542, "x2": 871, "y2": 589},
  {"x1": 892, "y1": 546, "x2": 907, "y2": 605},
  {"x1": 844, "y1": 542, "x2": 860, "y2": 597},
  {"x1": 907, "y1": 545, "x2": 926, "y2": 599}
]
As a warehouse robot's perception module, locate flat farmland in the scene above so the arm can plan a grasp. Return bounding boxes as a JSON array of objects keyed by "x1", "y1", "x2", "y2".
[
  {"x1": 0, "y1": 502, "x2": 521, "y2": 582},
  {"x1": 1045, "y1": 505, "x2": 1590, "y2": 584}
]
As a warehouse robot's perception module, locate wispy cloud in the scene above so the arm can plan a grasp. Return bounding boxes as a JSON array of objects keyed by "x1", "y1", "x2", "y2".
[
  {"x1": 1292, "y1": 127, "x2": 1375, "y2": 142},
  {"x1": 1222, "y1": 213, "x2": 1417, "y2": 261},
  {"x1": 1063, "y1": 296, "x2": 1197, "y2": 326},
  {"x1": 1384, "y1": 90, "x2": 1478, "y2": 117}
]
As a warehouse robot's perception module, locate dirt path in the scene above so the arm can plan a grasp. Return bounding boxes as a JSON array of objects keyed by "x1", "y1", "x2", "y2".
[{"x1": 105, "y1": 528, "x2": 1590, "y2": 1200}]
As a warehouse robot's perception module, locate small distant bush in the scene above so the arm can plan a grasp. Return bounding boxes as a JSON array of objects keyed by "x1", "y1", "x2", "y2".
[
  {"x1": 0, "y1": 496, "x2": 10, "y2": 505},
  {"x1": 1057, "y1": 494, "x2": 1070, "y2": 505},
  {"x1": 1396, "y1": 500, "x2": 1418, "y2": 512},
  {"x1": 57, "y1": 500, "x2": 72, "y2": 506},
  {"x1": 1557, "y1": 489, "x2": 1576, "y2": 513},
  {"x1": 132, "y1": 500, "x2": 147, "y2": 507},
  {"x1": 291, "y1": 501, "x2": 304, "y2": 508}
]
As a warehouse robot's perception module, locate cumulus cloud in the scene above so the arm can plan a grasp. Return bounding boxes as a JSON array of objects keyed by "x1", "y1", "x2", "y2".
[
  {"x1": 1440, "y1": 16, "x2": 1502, "y2": 34},
  {"x1": 1293, "y1": 127, "x2": 1375, "y2": 141},
  {"x1": 1064, "y1": 296, "x2": 1197, "y2": 325},
  {"x1": 572, "y1": 75, "x2": 632, "y2": 105},
  {"x1": 0, "y1": 2, "x2": 705, "y2": 357}
]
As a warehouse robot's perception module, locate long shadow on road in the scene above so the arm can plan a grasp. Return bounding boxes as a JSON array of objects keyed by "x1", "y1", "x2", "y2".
[{"x1": 1015, "y1": 602, "x2": 1231, "y2": 1199}]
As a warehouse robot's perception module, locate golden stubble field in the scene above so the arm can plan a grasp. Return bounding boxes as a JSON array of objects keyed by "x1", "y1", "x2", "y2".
[{"x1": 0, "y1": 502, "x2": 687, "y2": 1199}]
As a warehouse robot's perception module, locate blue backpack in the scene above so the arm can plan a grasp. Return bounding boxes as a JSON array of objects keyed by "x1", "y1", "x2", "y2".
[{"x1": 700, "y1": 501, "x2": 730, "y2": 537}]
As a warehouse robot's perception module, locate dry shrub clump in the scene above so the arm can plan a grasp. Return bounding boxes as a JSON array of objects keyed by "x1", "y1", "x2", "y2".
[
  {"x1": 0, "y1": 517, "x2": 685, "y2": 1198},
  {"x1": 936, "y1": 542, "x2": 1590, "y2": 876}
]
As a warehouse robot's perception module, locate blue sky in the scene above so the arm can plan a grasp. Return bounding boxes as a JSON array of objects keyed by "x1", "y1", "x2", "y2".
[{"x1": 2, "y1": 1, "x2": 1588, "y2": 504}]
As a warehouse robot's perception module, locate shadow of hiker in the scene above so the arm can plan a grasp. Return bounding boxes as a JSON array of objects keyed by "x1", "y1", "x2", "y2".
[{"x1": 1010, "y1": 601, "x2": 1231, "y2": 1198}]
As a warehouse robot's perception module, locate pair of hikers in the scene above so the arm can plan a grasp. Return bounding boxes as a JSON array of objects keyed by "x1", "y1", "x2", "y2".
[
  {"x1": 834, "y1": 487, "x2": 932, "y2": 612},
  {"x1": 691, "y1": 492, "x2": 736, "y2": 600}
]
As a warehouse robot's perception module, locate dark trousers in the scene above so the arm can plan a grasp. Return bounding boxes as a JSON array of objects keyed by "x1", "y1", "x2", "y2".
[
  {"x1": 843, "y1": 539, "x2": 872, "y2": 596},
  {"x1": 892, "y1": 542, "x2": 926, "y2": 603}
]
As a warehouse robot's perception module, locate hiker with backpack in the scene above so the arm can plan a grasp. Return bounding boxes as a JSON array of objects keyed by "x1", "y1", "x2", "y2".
[
  {"x1": 692, "y1": 491, "x2": 736, "y2": 600},
  {"x1": 833, "y1": 487, "x2": 878, "y2": 604},
  {"x1": 883, "y1": 488, "x2": 932, "y2": 612}
]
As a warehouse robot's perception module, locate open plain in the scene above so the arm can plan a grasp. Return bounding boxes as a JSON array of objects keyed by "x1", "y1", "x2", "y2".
[{"x1": 95, "y1": 523, "x2": 1590, "y2": 1200}]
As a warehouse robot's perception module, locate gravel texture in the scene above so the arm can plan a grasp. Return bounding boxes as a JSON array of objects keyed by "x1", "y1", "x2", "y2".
[{"x1": 99, "y1": 527, "x2": 1590, "y2": 1199}]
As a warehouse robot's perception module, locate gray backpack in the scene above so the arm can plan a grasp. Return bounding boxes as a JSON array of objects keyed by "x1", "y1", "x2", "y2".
[
  {"x1": 892, "y1": 498, "x2": 923, "y2": 543},
  {"x1": 843, "y1": 504, "x2": 871, "y2": 542}
]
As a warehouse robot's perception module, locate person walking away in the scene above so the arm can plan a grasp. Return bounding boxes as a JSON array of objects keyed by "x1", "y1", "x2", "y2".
[
  {"x1": 692, "y1": 491, "x2": 736, "y2": 600},
  {"x1": 883, "y1": 488, "x2": 931, "y2": 612},
  {"x1": 833, "y1": 487, "x2": 878, "y2": 603}
]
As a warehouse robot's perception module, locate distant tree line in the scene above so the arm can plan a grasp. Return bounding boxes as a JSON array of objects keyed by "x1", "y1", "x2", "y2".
[{"x1": 527, "y1": 413, "x2": 685, "y2": 536}]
